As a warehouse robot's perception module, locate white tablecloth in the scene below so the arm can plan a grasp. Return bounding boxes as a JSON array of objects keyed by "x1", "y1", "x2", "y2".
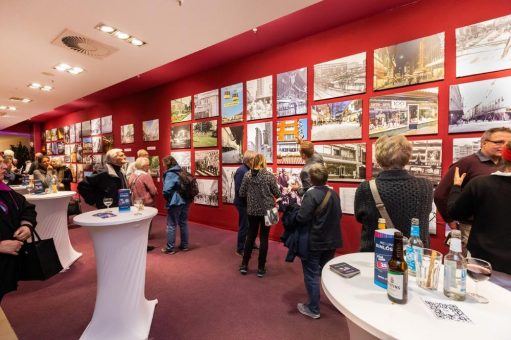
[
  {"x1": 10, "y1": 185, "x2": 28, "y2": 195},
  {"x1": 322, "y1": 252, "x2": 511, "y2": 340},
  {"x1": 73, "y1": 207, "x2": 158, "y2": 340},
  {"x1": 25, "y1": 191, "x2": 82, "y2": 270}
]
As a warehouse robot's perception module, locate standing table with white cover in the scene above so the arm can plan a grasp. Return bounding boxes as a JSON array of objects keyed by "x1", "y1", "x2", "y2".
[
  {"x1": 10, "y1": 185, "x2": 28, "y2": 195},
  {"x1": 322, "y1": 252, "x2": 511, "y2": 340},
  {"x1": 24, "y1": 191, "x2": 81, "y2": 269},
  {"x1": 73, "y1": 207, "x2": 158, "y2": 340}
]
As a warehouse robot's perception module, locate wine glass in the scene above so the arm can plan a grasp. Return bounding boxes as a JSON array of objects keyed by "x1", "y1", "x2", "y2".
[
  {"x1": 103, "y1": 197, "x2": 113, "y2": 212},
  {"x1": 466, "y1": 257, "x2": 492, "y2": 304},
  {"x1": 134, "y1": 198, "x2": 144, "y2": 215}
]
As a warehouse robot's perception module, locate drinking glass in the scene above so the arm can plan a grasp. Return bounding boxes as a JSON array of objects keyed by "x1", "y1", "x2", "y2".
[
  {"x1": 415, "y1": 248, "x2": 443, "y2": 290},
  {"x1": 26, "y1": 183, "x2": 34, "y2": 195},
  {"x1": 466, "y1": 257, "x2": 492, "y2": 303},
  {"x1": 134, "y1": 199, "x2": 144, "y2": 215},
  {"x1": 103, "y1": 197, "x2": 113, "y2": 212}
]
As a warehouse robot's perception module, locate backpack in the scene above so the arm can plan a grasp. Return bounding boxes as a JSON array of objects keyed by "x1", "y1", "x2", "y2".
[{"x1": 177, "y1": 170, "x2": 199, "y2": 200}]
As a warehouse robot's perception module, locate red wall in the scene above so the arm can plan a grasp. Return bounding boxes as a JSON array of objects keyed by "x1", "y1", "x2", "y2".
[{"x1": 39, "y1": 0, "x2": 511, "y2": 254}]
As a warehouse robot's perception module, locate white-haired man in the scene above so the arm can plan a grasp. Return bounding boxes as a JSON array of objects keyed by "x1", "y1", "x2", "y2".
[{"x1": 78, "y1": 148, "x2": 128, "y2": 208}]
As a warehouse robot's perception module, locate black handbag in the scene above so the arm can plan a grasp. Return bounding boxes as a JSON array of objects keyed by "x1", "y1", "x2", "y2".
[
  {"x1": 19, "y1": 229, "x2": 63, "y2": 281},
  {"x1": 67, "y1": 198, "x2": 82, "y2": 216}
]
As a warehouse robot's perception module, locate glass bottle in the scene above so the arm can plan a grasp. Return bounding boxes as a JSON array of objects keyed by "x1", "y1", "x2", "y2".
[
  {"x1": 443, "y1": 230, "x2": 466, "y2": 301},
  {"x1": 51, "y1": 175, "x2": 58, "y2": 193},
  {"x1": 405, "y1": 218, "x2": 423, "y2": 276},
  {"x1": 387, "y1": 231, "x2": 408, "y2": 304}
]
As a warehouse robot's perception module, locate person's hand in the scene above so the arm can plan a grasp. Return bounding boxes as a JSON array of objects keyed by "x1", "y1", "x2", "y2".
[
  {"x1": 13, "y1": 226, "x2": 31, "y2": 241},
  {"x1": 295, "y1": 136, "x2": 303, "y2": 145},
  {"x1": 0, "y1": 240, "x2": 24, "y2": 256},
  {"x1": 453, "y1": 167, "x2": 466, "y2": 186}
]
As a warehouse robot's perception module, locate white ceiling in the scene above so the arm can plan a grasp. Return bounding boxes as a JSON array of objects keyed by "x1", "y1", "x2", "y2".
[{"x1": 0, "y1": 0, "x2": 319, "y2": 130}]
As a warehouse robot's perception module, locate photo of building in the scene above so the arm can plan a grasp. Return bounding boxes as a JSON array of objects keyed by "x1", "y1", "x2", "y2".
[{"x1": 314, "y1": 143, "x2": 366, "y2": 182}]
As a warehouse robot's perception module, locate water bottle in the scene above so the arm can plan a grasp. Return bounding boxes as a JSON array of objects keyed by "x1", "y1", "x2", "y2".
[
  {"x1": 405, "y1": 218, "x2": 423, "y2": 276},
  {"x1": 443, "y1": 230, "x2": 466, "y2": 301}
]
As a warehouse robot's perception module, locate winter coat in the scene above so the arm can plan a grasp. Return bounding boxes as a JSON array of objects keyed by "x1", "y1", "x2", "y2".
[
  {"x1": 163, "y1": 165, "x2": 187, "y2": 207},
  {"x1": 77, "y1": 163, "x2": 127, "y2": 208},
  {"x1": 129, "y1": 170, "x2": 158, "y2": 206},
  {"x1": 239, "y1": 168, "x2": 280, "y2": 216}
]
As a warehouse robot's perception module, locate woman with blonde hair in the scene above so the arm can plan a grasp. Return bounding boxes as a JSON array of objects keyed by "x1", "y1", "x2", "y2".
[{"x1": 239, "y1": 153, "x2": 280, "y2": 277}]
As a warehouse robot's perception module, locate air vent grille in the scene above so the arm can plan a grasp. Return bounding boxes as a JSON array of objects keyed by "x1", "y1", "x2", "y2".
[{"x1": 51, "y1": 29, "x2": 118, "y2": 59}]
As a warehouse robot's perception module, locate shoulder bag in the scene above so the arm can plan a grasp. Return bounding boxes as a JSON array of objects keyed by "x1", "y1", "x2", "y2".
[
  {"x1": 19, "y1": 229, "x2": 63, "y2": 281},
  {"x1": 369, "y1": 179, "x2": 395, "y2": 228}
]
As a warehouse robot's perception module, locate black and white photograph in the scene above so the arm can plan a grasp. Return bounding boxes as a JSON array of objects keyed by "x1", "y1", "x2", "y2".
[
  {"x1": 82, "y1": 121, "x2": 91, "y2": 137},
  {"x1": 121, "y1": 124, "x2": 135, "y2": 144},
  {"x1": 456, "y1": 14, "x2": 511, "y2": 77},
  {"x1": 247, "y1": 122, "x2": 273, "y2": 164},
  {"x1": 75, "y1": 122, "x2": 81, "y2": 142},
  {"x1": 449, "y1": 77, "x2": 511, "y2": 133},
  {"x1": 372, "y1": 139, "x2": 442, "y2": 185},
  {"x1": 171, "y1": 96, "x2": 192, "y2": 123},
  {"x1": 221, "y1": 166, "x2": 237, "y2": 204},
  {"x1": 221, "y1": 83, "x2": 244, "y2": 124},
  {"x1": 193, "y1": 120, "x2": 218, "y2": 148},
  {"x1": 195, "y1": 150, "x2": 219, "y2": 177},
  {"x1": 143, "y1": 119, "x2": 160, "y2": 142},
  {"x1": 276, "y1": 168, "x2": 303, "y2": 210},
  {"x1": 194, "y1": 179, "x2": 219, "y2": 207},
  {"x1": 63, "y1": 126, "x2": 70, "y2": 143},
  {"x1": 314, "y1": 52, "x2": 366, "y2": 100},
  {"x1": 311, "y1": 99, "x2": 362, "y2": 141},
  {"x1": 194, "y1": 89, "x2": 219, "y2": 119},
  {"x1": 101, "y1": 115, "x2": 113, "y2": 133},
  {"x1": 171, "y1": 151, "x2": 191, "y2": 173},
  {"x1": 246, "y1": 75, "x2": 272, "y2": 121},
  {"x1": 277, "y1": 67, "x2": 307, "y2": 117},
  {"x1": 171, "y1": 124, "x2": 191, "y2": 149},
  {"x1": 369, "y1": 87, "x2": 439, "y2": 138},
  {"x1": 222, "y1": 126, "x2": 243, "y2": 164},
  {"x1": 92, "y1": 136, "x2": 102, "y2": 153},
  {"x1": 277, "y1": 118, "x2": 307, "y2": 165},
  {"x1": 314, "y1": 143, "x2": 366, "y2": 182},
  {"x1": 452, "y1": 137, "x2": 480, "y2": 163},
  {"x1": 91, "y1": 118, "x2": 101, "y2": 135},
  {"x1": 69, "y1": 124, "x2": 76, "y2": 143},
  {"x1": 374, "y1": 33, "x2": 445, "y2": 91}
]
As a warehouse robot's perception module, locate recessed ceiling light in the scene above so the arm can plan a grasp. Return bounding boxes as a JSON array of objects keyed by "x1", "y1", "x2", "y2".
[
  {"x1": 21, "y1": 98, "x2": 32, "y2": 103},
  {"x1": 99, "y1": 25, "x2": 115, "y2": 33},
  {"x1": 28, "y1": 83, "x2": 42, "y2": 89},
  {"x1": 0, "y1": 105, "x2": 17, "y2": 111},
  {"x1": 114, "y1": 31, "x2": 130, "y2": 40},
  {"x1": 8, "y1": 106, "x2": 16, "y2": 111},
  {"x1": 69, "y1": 67, "x2": 84, "y2": 75},
  {"x1": 95, "y1": 23, "x2": 146, "y2": 47},
  {"x1": 9, "y1": 97, "x2": 32, "y2": 103},
  {"x1": 54, "y1": 64, "x2": 84, "y2": 75},
  {"x1": 129, "y1": 38, "x2": 145, "y2": 46},
  {"x1": 54, "y1": 63, "x2": 71, "y2": 71},
  {"x1": 41, "y1": 85, "x2": 53, "y2": 92}
]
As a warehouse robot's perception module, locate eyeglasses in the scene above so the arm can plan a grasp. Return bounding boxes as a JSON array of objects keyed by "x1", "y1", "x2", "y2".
[{"x1": 486, "y1": 139, "x2": 507, "y2": 145}]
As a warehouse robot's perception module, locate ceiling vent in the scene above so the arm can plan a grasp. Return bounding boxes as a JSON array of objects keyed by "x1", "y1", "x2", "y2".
[{"x1": 51, "y1": 29, "x2": 118, "y2": 59}]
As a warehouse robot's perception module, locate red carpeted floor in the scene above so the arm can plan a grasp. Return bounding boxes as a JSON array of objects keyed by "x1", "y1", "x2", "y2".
[{"x1": 2, "y1": 215, "x2": 349, "y2": 339}]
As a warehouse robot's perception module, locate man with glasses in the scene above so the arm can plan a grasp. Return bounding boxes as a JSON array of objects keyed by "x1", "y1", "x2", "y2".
[{"x1": 435, "y1": 127, "x2": 511, "y2": 253}]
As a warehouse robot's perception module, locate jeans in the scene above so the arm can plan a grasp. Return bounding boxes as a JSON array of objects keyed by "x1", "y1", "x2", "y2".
[
  {"x1": 166, "y1": 204, "x2": 190, "y2": 250},
  {"x1": 300, "y1": 249, "x2": 335, "y2": 314},
  {"x1": 235, "y1": 204, "x2": 249, "y2": 252},
  {"x1": 243, "y1": 215, "x2": 270, "y2": 269}
]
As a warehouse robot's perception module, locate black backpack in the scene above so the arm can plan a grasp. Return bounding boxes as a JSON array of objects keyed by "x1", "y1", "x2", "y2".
[{"x1": 177, "y1": 170, "x2": 199, "y2": 200}]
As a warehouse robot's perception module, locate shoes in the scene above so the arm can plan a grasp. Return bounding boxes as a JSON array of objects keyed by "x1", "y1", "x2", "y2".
[
  {"x1": 297, "y1": 303, "x2": 320, "y2": 319},
  {"x1": 147, "y1": 245, "x2": 155, "y2": 252},
  {"x1": 235, "y1": 250, "x2": 243, "y2": 257},
  {"x1": 257, "y1": 268, "x2": 266, "y2": 278},
  {"x1": 239, "y1": 265, "x2": 248, "y2": 275},
  {"x1": 160, "y1": 248, "x2": 176, "y2": 255},
  {"x1": 179, "y1": 247, "x2": 189, "y2": 252}
]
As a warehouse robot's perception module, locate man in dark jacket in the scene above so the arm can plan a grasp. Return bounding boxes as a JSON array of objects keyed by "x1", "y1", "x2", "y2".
[
  {"x1": 234, "y1": 150, "x2": 256, "y2": 256},
  {"x1": 291, "y1": 138, "x2": 324, "y2": 197},
  {"x1": 295, "y1": 163, "x2": 342, "y2": 319},
  {"x1": 78, "y1": 148, "x2": 128, "y2": 208}
]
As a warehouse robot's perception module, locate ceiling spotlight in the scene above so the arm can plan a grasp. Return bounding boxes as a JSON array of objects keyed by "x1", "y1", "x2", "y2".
[
  {"x1": 41, "y1": 85, "x2": 53, "y2": 92},
  {"x1": 28, "y1": 83, "x2": 42, "y2": 89},
  {"x1": 114, "y1": 31, "x2": 130, "y2": 40},
  {"x1": 98, "y1": 25, "x2": 115, "y2": 33},
  {"x1": 95, "y1": 23, "x2": 146, "y2": 47},
  {"x1": 129, "y1": 38, "x2": 145, "y2": 46},
  {"x1": 0, "y1": 105, "x2": 6, "y2": 110},
  {"x1": 9, "y1": 97, "x2": 32, "y2": 103},
  {"x1": 54, "y1": 63, "x2": 72, "y2": 72},
  {"x1": 69, "y1": 67, "x2": 84, "y2": 75},
  {"x1": 252, "y1": 28, "x2": 258, "y2": 33},
  {"x1": 0, "y1": 105, "x2": 17, "y2": 111},
  {"x1": 8, "y1": 106, "x2": 16, "y2": 111}
]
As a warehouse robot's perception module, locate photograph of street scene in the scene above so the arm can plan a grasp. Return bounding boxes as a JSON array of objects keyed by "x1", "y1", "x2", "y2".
[
  {"x1": 121, "y1": 124, "x2": 134, "y2": 144},
  {"x1": 81, "y1": 121, "x2": 91, "y2": 137},
  {"x1": 221, "y1": 166, "x2": 237, "y2": 204},
  {"x1": 195, "y1": 150, "x2": 219, "y2": 177},
  {"x1": 171, "y1": 124, "x2": 191, "y2": 149},
  {"x1": 276, "y1": 168, "x2": 302, "y2": 210},
  {"x1": 247, "y1": 122, "x2": 273, "y2": 164},
  {"x1": 313, "y1": 52, "x2": 366, "y2": 101},
  {"x1": 449, "y1": 76, "x2": 511, "y2": 133},
  {"x1": 221, "y1": 83, "x2": 243, "y2": 124},
  {"x1": 247, "y1": 75, "x2": 272, "y2": 121},
  {"x1": 171, "y1": 151, "x2": 191, "y2": 173},
  {"x1": 314, "y1": 143, "x2": 366, "y2": 182},
  {"x1": 193, "y1": 120, "x2": 217, "y2": 148},
  {"x1": 91, "y1": 118, "x2": 101, "y2": 135},
  {"x1": 369, "y1": 87, "x2": 438, "y2": 138},
  {"x1": 171, "y1": 96, "x2": 192, "y2": 123},
  {"x1": 101, "y1": 115, "x2": 112, "y2": 134},
  {"x1": 452, "y1": 137, "x2": 480, "y2": 163},
  {"x1": 372, "y1": 139, "x2": 442, "y2": 185},
  {"x1": 143, "y1": 119, "x2": 160, "y2": 141},
  {"x1": 276, "y1": 118, "x2": 307, "y2": 165},
  {"x1": 456, "y1": 14, "x2": 511, "y2": 77},
  {"x1": 277, "y1": 68, "x2": 307, "y2": 117},
  {"x1": 222, "y1": 126, "x2": 243, "y2": 164},
  {"x1": 374, "y1": 33, "x2": 444, "y2": 90},
  {"x1": 194, "y1": 179, "x2": 218, "y2": 207},
  {"x1": 194, "y1": 89, "x2": 219, "y2": 119},
  {"x1": 311, "y1": 99, "x2": 362, "y2": 141}
]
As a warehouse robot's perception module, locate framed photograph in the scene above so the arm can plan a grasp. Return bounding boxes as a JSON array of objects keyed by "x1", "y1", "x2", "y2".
[
  {"x1": 82, "y1": 137, "x2": 93, "y2": 153},
  {"x1": 277, "y1": 67, "x2": 307, "y2": 117},
  {"x1": 92, "y1": 136, "x2": 102, "y2": 153},
  {"x1": 221, "y1": 166, "x2": 238, "y2": 204},
  {"x1": 452, "y1": 137, "x2": 480, "y2": 163},
  {"x1": 221, "y1": 126, "x2": 243, "y2": 164},
  {"x1": 171, "y1": 124, "x2": 191, "y2": 149},
  {"x1": 81, "y1": 121, "x2": 91, "y2": 137},
  {"x1": 64, "y1": 144, "x2": 71, "y2": 163},
  {"x1": 57, "y1": 127, "x2": 65, "y2": 140},
  {"x1": 69, "y1": 124, "x2": 76, "y2": 143},
  {"x1": 195, "y1": 150, "x2": 219, "y2": 177},
  {"x1": 194, "y1": 179, "x2": 219, "y2": 207},
  {"x1": 51, "y1": 128, "x2": 57, "y2": 141},
  {"x1": 148, "y1": 156, "x2": 160, "y2": 178},
  {"x1": 101, "y1": 115, "x2": 113, "y2": 133},
  {"x1": 63, "y1": 126, "x2": 70, "y2": 143},
  {"x1": 374, "y1": 33, "x2": 445, "y2": 91},
  {"x1": 277, "y1": 118, "x2": 307, "y2": 165},
  {"x1": 171, "y1": 151, "x2": 191, "y2": 173},
  {"x1": 121, "y1": 124, "x2": 135, "y2": 144},
  {"x1": 221, "y1": 83, "x2": 244, "y2": 124},
  {"x1": 56, "y1": 142, "x2": 65, "y2": 155},
  {"x1": 246, "y1": 75, "x2": 272, "y2": 121},
  {"x1": 69, "y1": 164, "x2": 77, "y2": 183},
  {"x1": 77, "y1": 164, "x2": 84, "y2": 182},
  {"x1": 171, "y1": 96, "x2": 192, "y2": 123},
  {"x1": 194, "y1": 89, "x2": 219, "y2": 119},
  {"x1": 143, "y1": 119, "x2": 160, "y2": 142},
  {"x1": 193, "y1": 120, "x2": 218, "y2": 148},
  {"x1": 75, "y1": 122, "x2": 82, "y2": 142},
  {"x1": 102, "y1": 133, "x2": 114, "y2": 152},
  {"x1": 314, "y1": 52, "x2": 366, "y2": 100},
  {"x1": 76, "y1": 144, "x2": 83, "y2": 163},
  {"x1": 70, "y1": 144, "x2": 77, "y2": 163},
  {"x1": 314, "y1": 144, "x2": 366, "y2": 182},
  {"x1": 369, "y1": 87, "x2": 438, "y2": 138},
  {"x1": 311, "y1": 99, "x2": 362, "y2": 141},
  {"x1": 448, "y1": 77, "x2": 511, "y2": 133},
  {"x1": 247, "y1": 122, "x2": 273, "y2": 164},
  {"x1": 45, "y1": 130, "x2": 51, "y2": 142},
  {"x1": 456, "y1": 14, "x2": 511, "y2": 77},
  {"x1": 46, "y1": 142, "x2": 52, "y2": 155},
  {"x1": 91, "y1": 118, "x2": 101, "y2": 135},
  {"x1": 276, "y1": 168, "x2": 303, "y2": 209}
]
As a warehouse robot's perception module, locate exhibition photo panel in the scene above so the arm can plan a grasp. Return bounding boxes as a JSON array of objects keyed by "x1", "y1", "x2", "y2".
[{"x1": 311, "y1": 99, "x2": 362, "y2": 141}]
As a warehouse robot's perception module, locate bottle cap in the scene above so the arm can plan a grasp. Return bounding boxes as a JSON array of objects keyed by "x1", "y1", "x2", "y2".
[
  {"x1": 377, "y1": 218, "x2": 386, "y2": 229},
  {"x1": 411, "y1": 217, "x2": 419, "y2": 226}
]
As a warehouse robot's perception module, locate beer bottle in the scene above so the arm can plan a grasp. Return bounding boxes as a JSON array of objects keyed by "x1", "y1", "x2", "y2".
[
  {"x1": 387, "y1": 231, "x2": 408, "y2": 304},
  {"x1": 377, "y1": 218, "x2": 386, "y2": 230}
]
